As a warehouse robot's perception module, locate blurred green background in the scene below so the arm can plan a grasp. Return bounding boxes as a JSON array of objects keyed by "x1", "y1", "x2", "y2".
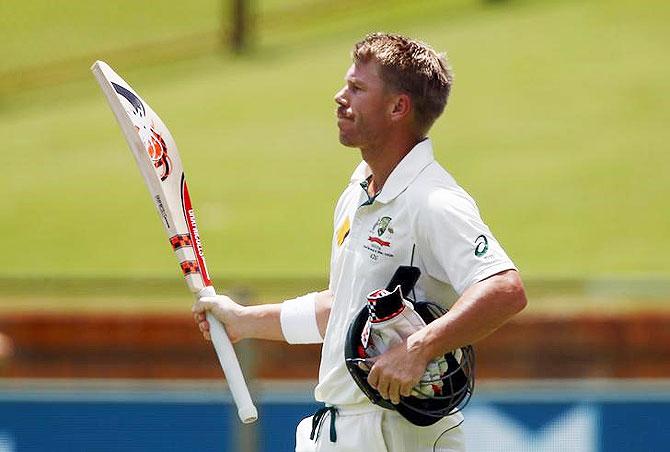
[{"x1": 1, "y1": 0, "x2": 668, "y2": 311}]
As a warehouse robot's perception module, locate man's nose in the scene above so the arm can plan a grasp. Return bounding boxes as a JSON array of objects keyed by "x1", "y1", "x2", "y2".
[{"x1": 334, "y1": 87, "x2": 347, "y2": 106}]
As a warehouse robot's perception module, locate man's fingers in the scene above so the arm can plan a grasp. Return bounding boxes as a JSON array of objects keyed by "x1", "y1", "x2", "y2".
[
  {"x1": 198, "y1": 320, "x2": 210, "y2": 333},
  {"x1": 399, "y1": 383, "x2": 413, "y2": 398},
  {"x1": 388, "y1": 380, "x2": 401, "y2": 405},
  {"x1": 191, "y1": 300, "x2": 206, "y2": 314},
  {"x1": 367, "y1": 364, "x2": 379, "y2": 389},
  {"x1": 377, "y1": 379, "x2": 389, "y2": 400},
  {"x1": 192, "y1": 296, "x2": 221, "y2": 314},
  {"x1": 370, "y1": 365, "x2": 390, "y2": 400},
  {"x1": 191, "y1": 297, "x2": 233, "y2": 342},
  {"x1": 193, "y1": 312, "x2": 206, "y2": 323}
]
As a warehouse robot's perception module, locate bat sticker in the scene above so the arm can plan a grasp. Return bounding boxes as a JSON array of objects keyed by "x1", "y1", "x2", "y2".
[
  {"x1": 180, "y1": 260, "x2": 201, "y2": 276},
  {"x1": 170, "y1": 234, "x2": 193, "y2": 250},
  {"x1": 112, "y1": 82, "x2": 172, "y2": 181}
]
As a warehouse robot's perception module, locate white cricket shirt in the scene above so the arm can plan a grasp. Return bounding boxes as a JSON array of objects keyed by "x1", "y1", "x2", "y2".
[{"x1": 315, "y1": 138, "x2": 517, "y2": 407}]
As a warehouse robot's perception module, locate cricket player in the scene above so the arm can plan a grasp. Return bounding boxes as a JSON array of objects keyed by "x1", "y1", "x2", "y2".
[{"x1": 193, "y1": 33, "x2": 527, "y2": 451}]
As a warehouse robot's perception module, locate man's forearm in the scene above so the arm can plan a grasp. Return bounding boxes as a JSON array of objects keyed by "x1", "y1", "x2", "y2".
[
  {"x1": 238, "y1": 290, "x2": 332, "y2": 341},
  {"x1": 408, "y1": 270, "x2": 527, "y2": 362},
  {"x1": 237, "y1": 303, "x2": 284, "y2": 341}
]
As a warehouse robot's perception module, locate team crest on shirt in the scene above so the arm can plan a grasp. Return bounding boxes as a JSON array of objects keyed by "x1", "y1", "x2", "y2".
[
  {"x1": 376, "y1": 216, "x2": 392, "y2": 236},
  {"x1": 364, "y1": 216, "x2": 395, "y2": 260}
]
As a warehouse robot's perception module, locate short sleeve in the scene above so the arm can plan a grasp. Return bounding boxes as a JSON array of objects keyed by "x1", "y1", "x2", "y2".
[{"x1": 415, "y1": 187, "x2": 517, "y2": 295}]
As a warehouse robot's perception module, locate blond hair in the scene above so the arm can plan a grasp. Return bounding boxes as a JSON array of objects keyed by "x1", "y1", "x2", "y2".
[{"x1": 352, "y1": 33, "x2": 453, "y2": 135}]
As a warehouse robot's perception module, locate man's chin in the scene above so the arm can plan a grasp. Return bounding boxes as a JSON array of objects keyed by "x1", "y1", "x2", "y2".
[{"x1": 338, "y1": 133, "x2": 358, "y2": 148}]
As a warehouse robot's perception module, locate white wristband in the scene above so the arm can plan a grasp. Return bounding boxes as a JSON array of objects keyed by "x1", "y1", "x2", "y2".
[{"x1": 280, "y1": 292, "x2": 323, "y2": 344}]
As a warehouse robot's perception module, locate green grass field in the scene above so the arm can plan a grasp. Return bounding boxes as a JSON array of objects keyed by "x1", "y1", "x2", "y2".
[{"x1": 1, "y1": 0, "x2": 669, "y2": 290}]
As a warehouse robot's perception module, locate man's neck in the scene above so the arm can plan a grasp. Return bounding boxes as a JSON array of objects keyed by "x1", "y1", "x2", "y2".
[{"x1": 361, "y1": 135, "x2": 423, "y2": 196}]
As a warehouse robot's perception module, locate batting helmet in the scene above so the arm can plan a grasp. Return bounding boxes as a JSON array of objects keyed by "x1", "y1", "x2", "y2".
[{"x1": 344, "y1": 288, "x2": 475, "y2": 426}]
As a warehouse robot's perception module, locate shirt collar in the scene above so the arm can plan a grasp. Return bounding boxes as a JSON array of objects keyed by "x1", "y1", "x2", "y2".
[{"x1": 348, "y1": 138, "x2": 435, "y2": 204}]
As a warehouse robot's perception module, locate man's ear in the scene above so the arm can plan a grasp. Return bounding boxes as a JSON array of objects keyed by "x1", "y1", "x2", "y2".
[{"x1": 389, "y1": 93, "x2": 412, "y2": 122}]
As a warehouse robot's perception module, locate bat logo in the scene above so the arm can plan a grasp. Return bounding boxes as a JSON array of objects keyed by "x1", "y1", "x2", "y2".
[{"x1": 112, "y1": 82, "x2": 172, "y2": 181}]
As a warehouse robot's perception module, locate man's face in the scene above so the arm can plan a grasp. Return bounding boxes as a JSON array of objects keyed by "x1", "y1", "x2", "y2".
[{"x1": 334, "y1": 61, "x2": 394, "y2": 150}]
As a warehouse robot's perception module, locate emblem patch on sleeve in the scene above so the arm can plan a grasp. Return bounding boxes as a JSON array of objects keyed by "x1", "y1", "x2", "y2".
[
  {"x1": 337, "y1": 216, "x2": 351, "y2": 246},
  {"x1": 474, "y1": 235, "x2": 489, "y2": 257}
]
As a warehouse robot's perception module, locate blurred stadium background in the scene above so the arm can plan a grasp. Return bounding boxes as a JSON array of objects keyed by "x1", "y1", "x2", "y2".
[{"x1": 1, "y1": 0, "x2": 669, "y2": 450}]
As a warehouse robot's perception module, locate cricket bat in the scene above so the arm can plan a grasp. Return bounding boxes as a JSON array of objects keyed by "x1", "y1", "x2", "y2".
[{"x1": 91, "y1": 60, "x2": 258, "y2": 424}]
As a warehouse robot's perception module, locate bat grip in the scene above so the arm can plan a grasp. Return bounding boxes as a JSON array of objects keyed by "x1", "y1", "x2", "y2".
[{"x1": 198, "y1": 286, "x2": 258, "y2": 424}]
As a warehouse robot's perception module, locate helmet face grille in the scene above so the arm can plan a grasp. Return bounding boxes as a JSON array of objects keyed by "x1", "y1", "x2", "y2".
[{"x1": 345, "y1": 301, "x2": 476, "y2": 426}]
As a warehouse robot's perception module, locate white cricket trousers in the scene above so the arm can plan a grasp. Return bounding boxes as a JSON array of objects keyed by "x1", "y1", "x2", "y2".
[{"x1": 295, "y1": 405, "x2": 465, "y2": 452}]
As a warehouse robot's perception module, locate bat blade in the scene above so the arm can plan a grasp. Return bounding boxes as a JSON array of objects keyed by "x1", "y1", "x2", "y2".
[{"x1": 92, "y1": 60, "x2": 257, "y2": 423}]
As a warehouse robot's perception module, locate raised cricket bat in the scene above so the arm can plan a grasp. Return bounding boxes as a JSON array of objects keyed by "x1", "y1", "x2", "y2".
[{"x1": 91, "y1": 60, "x2": 258, "y2": 423}]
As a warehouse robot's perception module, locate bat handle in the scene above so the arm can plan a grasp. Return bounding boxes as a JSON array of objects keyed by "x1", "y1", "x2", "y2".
[{"x1": 198, "y1": 286, "x2": 258, "y2": 424}]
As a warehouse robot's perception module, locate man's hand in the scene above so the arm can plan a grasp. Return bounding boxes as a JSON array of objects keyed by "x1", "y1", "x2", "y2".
[
  {"x1": 192, "y1": 295, "x2": 246, "y2": 343},
  {"x1": 366, "y1": 339, "x2": 431, "y2": 405}
]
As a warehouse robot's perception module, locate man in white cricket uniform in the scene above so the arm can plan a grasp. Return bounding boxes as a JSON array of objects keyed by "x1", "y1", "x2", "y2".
[{"x1": 193, "y1": 33, "x2": 527, "y2": 451}]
